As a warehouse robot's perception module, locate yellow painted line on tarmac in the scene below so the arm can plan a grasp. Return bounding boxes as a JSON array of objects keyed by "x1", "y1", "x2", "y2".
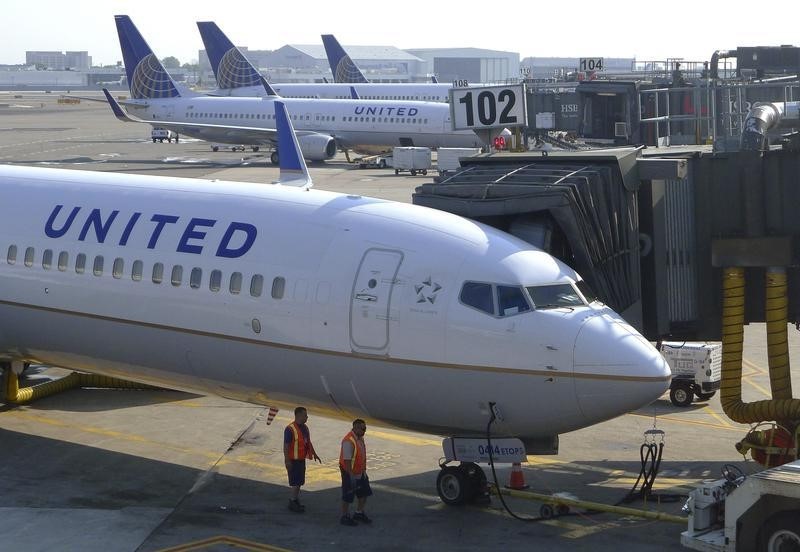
[
  {"x1": 367, "y1": 429, "x2": 440, "y2": 447},
  {"x1": 742, "y1": 376, "x2": 773, "y2": 398},
  {"x1": 742, "y1": 358, "x2": 765, "y2": 374},
  {"x1": 702, "y1": 405, "x2": 734, "y2": 428},
  {"x1": 156, "y1": 535, "x2": 292, "y2": 552},
  {"x1": 627, "y1": 412, "x2": 745, "y2": 432},
  {"x1": 370, "y1": 483, "x2": 440, "y2": 502}
]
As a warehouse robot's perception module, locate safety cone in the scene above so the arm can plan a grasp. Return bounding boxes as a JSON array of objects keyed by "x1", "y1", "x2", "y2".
[
  {"x1": 265, "y1": 406, "x2": 279, "y2": 425},
  {"x1": 505, "y1": 462, "x2": 529, "y2": 490}
]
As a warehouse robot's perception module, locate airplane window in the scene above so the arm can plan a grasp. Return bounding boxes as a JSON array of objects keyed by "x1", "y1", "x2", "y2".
[
  {"x1": 24, "y1": 247, "x2": 34, "y2": 267},
  {"x1": 526, "y1": 284, "x2": 585, "y2": 309},
  {"x1": 42, "y1": 249, "x2": 53, "y2": 270},
  {"x1": 497, "y1": 285, "x2": 531, "y2": 317},
  {"x1": 272, "y1": 276, "x2": 285, "y2": 299},
  {"x1": 250, "y1": 274, "x2": 264, "y2": 297},
  {"x1": 152, "y1": 262, "x2": 163, "y2": 284},
  {"x1": 131, "y1": 260, "x2": 143, "y2": 281},
  {"x1": 190, "y1": 268, "x2": 202, "y2": 289},
  {"x1": 75, "y1": 253, "x2": 86, "y2": 274},
  {"x1": 229, "y1": 272, "x2": 242, "y2": 295},
  {"x1": 7, "y1": 245, "x2": 16, "y2": 265},
  {"x1": 93, "y1": 255, "x2": 104, "y2": 277},
  {"x1": 209, "y1": 269, "x2": 222, "y2": 292},
  {"x1": 58, "y1": 251, "x2": 68, "y2": 271},
  {"x1": 576, "y1": 280, "x2": 599, "y2": 304},
  {"x1": 112, "y1": 257, "x2": 124, "y2": 279},
  {"x1": 171, "y1": 265, "x2": 183, "y2": 287},
  {"x1": 459, "y1": 282, "x2": 494, "y2": 315}
]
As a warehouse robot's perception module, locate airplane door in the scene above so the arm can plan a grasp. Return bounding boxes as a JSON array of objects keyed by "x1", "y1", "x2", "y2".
[{"x1": 349, "y1": 248, "x2": 403, "y2": 352}]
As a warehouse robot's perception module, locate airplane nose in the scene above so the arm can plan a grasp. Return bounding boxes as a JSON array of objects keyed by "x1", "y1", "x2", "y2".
[{"x1": 572, "y1": 312, "x2": 671, "y2": 424}]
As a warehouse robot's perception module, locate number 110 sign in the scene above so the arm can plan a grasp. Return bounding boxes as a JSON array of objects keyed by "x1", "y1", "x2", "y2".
[{"x1": 449, "y1": 84, "x2": 527, "y2": 131}]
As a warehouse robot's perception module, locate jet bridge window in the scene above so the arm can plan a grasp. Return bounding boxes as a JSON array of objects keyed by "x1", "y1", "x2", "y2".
[
  {"x1": 459, "y1": 281, "x2": 495, "y2": 315},
  {"x1": 6, "y1": 245, "x2": 16, "y2": 265},
  {"x1": 526, "y1": 284, "x2": 585, "y2": 310},
  {"x1": 497, "y1": 285, "x2": 531, "y2": 317}
]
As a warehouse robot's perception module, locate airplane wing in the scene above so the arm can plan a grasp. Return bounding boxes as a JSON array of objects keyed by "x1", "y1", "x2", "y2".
[
  {"x1": 62, "y1": 93, "x2": 147, "y2": 108},
  {"x1": 102, "y1": 88, "x2": 280, "y2": 145}
]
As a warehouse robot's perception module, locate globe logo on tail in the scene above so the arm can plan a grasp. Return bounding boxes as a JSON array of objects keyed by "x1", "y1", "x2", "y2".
[{"x1": 130, "y1": 53, "x2": 179, "y2": 99}]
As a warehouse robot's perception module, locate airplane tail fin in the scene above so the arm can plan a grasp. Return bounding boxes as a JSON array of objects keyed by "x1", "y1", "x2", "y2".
[
  {"x1": 431, "y1": 75, "x2": 439, "y2": 84},
  {"x1": 115, "y1": 15, "x2": 181, "y2": 99},
  {"x1": 274, "y1": 101, "x2": 312, "y2": 189},
  {"x1": 321, "y1": 34, "x2": 369, "y2": 84},
  {"x1": 196, "y1": 21, "x2": 264, "y2": 90}
]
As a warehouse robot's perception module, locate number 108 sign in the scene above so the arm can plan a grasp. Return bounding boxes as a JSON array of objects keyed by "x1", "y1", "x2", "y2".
[{"x1": 449, "y1": 84, "x2": 526, "y2": 131}]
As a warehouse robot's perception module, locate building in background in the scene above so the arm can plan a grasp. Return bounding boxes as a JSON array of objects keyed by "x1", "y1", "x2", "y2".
[{"x1": 25, "y1": 51, "x2": 91, "y2": 71}]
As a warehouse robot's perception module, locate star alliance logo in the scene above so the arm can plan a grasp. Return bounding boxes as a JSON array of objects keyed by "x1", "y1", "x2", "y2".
[{"x1": 415, "y1": 276, "x2": 442, "y2": 304}]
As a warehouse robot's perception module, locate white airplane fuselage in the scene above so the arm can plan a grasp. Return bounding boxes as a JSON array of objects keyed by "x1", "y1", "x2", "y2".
[
  {"x1": 0, "y1": 165, "x2": 670, "y2": 444},
  {"x1": 213, "y1": 82, "x2": 454, "y2": 103},
  {"x1": 128, "y1": 95, "x2": 483, "y2": 151}
]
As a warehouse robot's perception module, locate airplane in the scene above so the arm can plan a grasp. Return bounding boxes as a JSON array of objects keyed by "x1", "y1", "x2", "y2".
[
  {"x1": 198, "y1": 22, "x2": 455, "y2": 102},
  {"x1": 321, "y1": 33, "x2": 370, "y2": 84},
  {"x1": 111, "y1": 16, "x2": 484, "y2": 162},
  {"x1": 0, "y1": 98, "x2": 670, "y2": 504}
]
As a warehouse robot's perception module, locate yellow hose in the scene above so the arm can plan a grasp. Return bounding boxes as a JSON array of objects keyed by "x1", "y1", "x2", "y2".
[
  {"x1": 720, "y1": 267, "x2": 800, "y2": 425},
  {"x1": 3, "y1": 369, "x2": 161, "y2": 405},
  {"x1": 766, "y1": 268, "x2": 793, "y2": 400}
]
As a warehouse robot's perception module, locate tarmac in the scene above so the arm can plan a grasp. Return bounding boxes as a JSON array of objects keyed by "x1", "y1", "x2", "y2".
[{"x1": 1, "y1": 91, "x2": 799, "y2": 551}]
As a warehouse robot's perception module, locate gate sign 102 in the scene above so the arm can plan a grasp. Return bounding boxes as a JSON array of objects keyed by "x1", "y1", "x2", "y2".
[{"x1": 449, "y1": 84, "x2": 526, "y2": 131}]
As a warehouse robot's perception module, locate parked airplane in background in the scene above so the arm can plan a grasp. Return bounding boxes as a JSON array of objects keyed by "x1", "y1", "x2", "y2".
[
  {"x1": 321, "y1": 33, "x2": 370, "y2": 84},
  {"x1": 198, "y1": 23, "x2": 454, "y2": 102},
  {"x1": 109, "y1": 16, "x2": 483, "y2": 162},
  {"x1": 0, "y1": 98, "x2": 670, "y2": 503}
]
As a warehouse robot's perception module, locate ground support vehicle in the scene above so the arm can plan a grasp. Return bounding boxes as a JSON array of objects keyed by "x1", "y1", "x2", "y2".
[
  {"x1": 393, "y1": 146, "x2": 431, "y2": 176},
  {"x1": 660, "y1": 342, "x2": 722, "y2": 407},
  {"x1": 681, "y1": 460, "x2": 800, "y2": 551}
]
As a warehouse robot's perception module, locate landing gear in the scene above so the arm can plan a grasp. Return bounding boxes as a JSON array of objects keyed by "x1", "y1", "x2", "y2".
[
  {"x1": 436, "y1": 462, "x2": 489, "y2": 506},
  {"x1": 270, "y1": 151, "x2": 279, "y2": 165}
]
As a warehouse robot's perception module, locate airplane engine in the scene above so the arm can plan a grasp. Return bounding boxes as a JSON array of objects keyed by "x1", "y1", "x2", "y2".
[{"x1": 297, "y1": 134, "x2": 337, "y2": 161}]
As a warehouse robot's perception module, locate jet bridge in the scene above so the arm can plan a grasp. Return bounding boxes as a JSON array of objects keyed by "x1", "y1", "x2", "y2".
[{"x1": 413, "y1": 143, "x2": 800, "y2": 342}]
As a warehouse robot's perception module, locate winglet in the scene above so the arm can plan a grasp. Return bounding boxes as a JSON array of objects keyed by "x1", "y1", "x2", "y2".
[
  {"x1": 349, "y1": 86, "x2": 360, "y2": 100},
  {"x1": 274, "y1": 101, "x2": 312, "y2": 189},
  {"x1": 259, "y1": 75, "x2": 279, "y2": 97},
  {"x1": 431, "y1": 75, "x2": 439, "y2": 84},
  {"x1": 102, "y1": 88, "x2": 138, "y2": 122},
  {"x1": 197, "y1": 21, "x2": 264, "y2": 90},
  {"x1": 321, "y1": 34, "x2": 369, "y2": 84},
  {"x1": 114, "y1": 15, "x2": 180, "y2": 99}
]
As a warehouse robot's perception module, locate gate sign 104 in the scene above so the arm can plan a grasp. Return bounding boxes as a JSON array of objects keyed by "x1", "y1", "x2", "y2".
[{"x1": 449, "y1": 84, "x2": 526, "y2": 131}]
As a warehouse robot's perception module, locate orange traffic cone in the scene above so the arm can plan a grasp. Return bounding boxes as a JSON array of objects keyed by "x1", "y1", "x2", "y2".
[{"x1": 506, "y1": 462, "x2": 529, "y2": 490}]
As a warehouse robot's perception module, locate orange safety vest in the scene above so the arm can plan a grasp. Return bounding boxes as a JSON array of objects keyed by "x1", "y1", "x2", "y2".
[
  {"x1": 339, "y1": 430, "x2": 366, "y2": 475},
  {"x1": 286, "y1": 422, "x2": 311, "y2": 460}
]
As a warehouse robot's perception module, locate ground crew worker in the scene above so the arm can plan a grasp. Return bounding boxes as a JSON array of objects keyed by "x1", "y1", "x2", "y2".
[
  {"x1": 339, "y1": 418, "x2": 372, "y2": 525},
  {"x1": 283, "y1": 406, "x2": 321, "y2": 513}
]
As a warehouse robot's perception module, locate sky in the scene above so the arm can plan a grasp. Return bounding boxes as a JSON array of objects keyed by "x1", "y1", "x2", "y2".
[{"x1": 2, "y1": 0, "x2": 799, "y2": 67}]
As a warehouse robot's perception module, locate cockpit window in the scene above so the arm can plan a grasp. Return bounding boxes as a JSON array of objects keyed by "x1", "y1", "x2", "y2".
[
  {"x1": 576, "y1": 279, "x2": 599, "y2": 304},
  {"x1": 497, "y1": 285, "x2": 531, "y2": 317},
  {"x1": 526, "y1": 284, "x2": 585, "y2": 309},
  {"x1": 460, "y1": 281, "x2": 494, "y2": 315}
]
